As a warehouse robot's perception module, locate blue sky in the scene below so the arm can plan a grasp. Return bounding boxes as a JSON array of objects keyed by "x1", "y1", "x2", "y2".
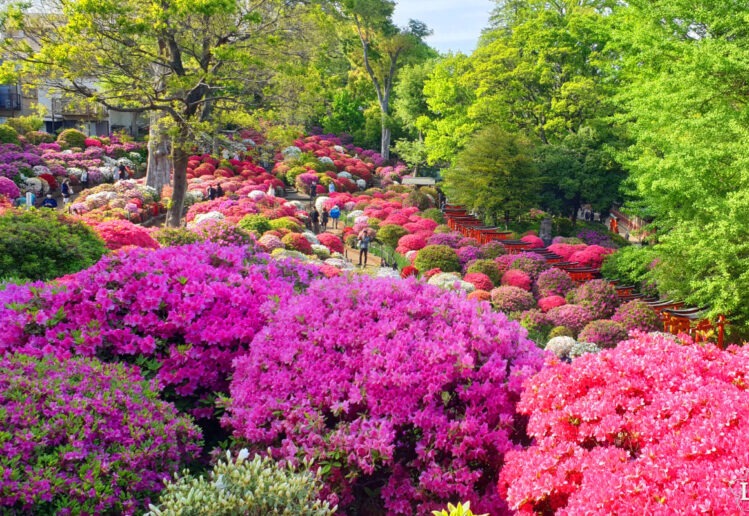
[{"x1": 392, "y1": 0, "x2": 494, "y2": 54}]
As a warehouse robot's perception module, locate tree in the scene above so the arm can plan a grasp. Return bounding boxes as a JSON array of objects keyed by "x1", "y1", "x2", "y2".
[
  {"x1": 441, "y1": 126, "x2": 539, "y2": 225},
  {"x1": 392, "y1": 60, "x2": 436, "y2": 175},
  {"x1": 0, "y1": 0, "x2": 321, "y2": 226}
]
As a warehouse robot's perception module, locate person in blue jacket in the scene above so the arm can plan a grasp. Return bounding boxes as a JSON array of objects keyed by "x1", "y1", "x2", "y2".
[{"x1": 330, "y1": 205, "x2": 341, "y2": 229}]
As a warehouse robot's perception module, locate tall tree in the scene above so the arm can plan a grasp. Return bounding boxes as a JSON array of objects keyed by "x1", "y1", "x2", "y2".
[{"x1": 0, "y1": 0, "x2": 320, "y2": 226}]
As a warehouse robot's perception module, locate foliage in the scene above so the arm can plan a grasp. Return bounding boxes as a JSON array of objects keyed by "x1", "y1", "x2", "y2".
[
  {"x1": 578, "y1": 320, "x2": 628, "y2": 349},
  {"x1": 238, "y1": 214, "x2": 272, "y2": 235},
  {"x1": 548, "y1": 326, "x2": 574, "y2": 339},
  {"x1": 567, "y1": 279, "x2": 620, "y2": 319},
  {"x1": 148, "y1": 451, "x2": 334, "y2": 516},
  {"x1": 420, "y1": 207, "x2": 444, "y2": 223},
  {"x1": 413, "y1": 244, "x2": 461, "y2": 273},
  {"x1": 56, "y1": 129, "x2": 87, "y2": 150},
  {"x1": 600, "y1": 245, "x2": 657, "y2": 289},
  {"x1": 153, "y1": 227, "x2": 201, "y2": 247},
  {"x1": 5, "y1": 115, "x2": 43, "y2": 135},
  {"x1": 466, "y1": 259, "x2": 501, "y2": 286},
  {"x1": 225, "y1": 275, "x2": 544, "y2": 514},
  {"x1": 24, "y1": 130, "x2": 55, "y2": 145},
  {"x1": 269, "y1": 217, "x2": 304, "y2": 233},
  {"x1": 377, "y1": 224, "x2": 409, "y2": 248},
  {"x1": 432, "y1": 501, "x2": 487, "y2": 516},
  {"x1": 500, "y1": 334, "x2": 749, "y2": 514},
  {"x1": 404, "y1": 189, "x2": 433, "y2": 211},
  {"x1": 612, "y1": 300, "x2": 662, "y2": 332},
  {"x1": 0, "y1": 124, "x2": 19, "y2": 145},
  {"x1": 0, "y1": 354, "x2": 201, "y2": 515},
  {"x1": 490, "y1": 286, "x2": 536, "y2": 314},
  {"x1": 0, "y1": 208, "x2": 107, "y2": 281}
]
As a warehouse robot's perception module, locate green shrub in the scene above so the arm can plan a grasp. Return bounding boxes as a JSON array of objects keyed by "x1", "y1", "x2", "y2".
[
  {"x1": 0, "y1": 209, "x2": 107, "y2": 280},
  {"x1": 153, "y1": 227, "x2": 201, "y2": 247},
  {"x1": 421, "y1": 186, "x2": 438, "y2": 199},
  {"x1": 552, "y1": 216, "x2": 576, "y2": 237},
  {"x1": 377, "y1": 224, "x2": 409, "y2": 249},
  {"x1": 421, "y1": 208, "x2": 445, "y2": 224},
  {"x1": 148, "y1": 451, "x2": 334, "y2": 516},
  {"x1": 466, "y1": 259, "x2": 501, "y2": 286},
  {"x1": 285, "y1": 166, "x2": 307, "y2": 185},
  {"x1": 56, "y1": 128, "x2": 87, "y2": 149},
  {"x1": 404, "y1": 189, "x2": 433, "y2": 211},
  {"x1": 5, "y1": 115, "x2": 43, "y2": 135},
  {"x1": 269, "y1": 217, "x2": 303, "y2": 233},
  {"x1": 367, "y1": 218, "x2": 381, "y2": 231},
  {"x1": 413, "y1": 245, "x2": 461, "y2": 273},
  {"x1": 548, "y1": 325, "x2": 575, "y2": 339},
  {"x1": 345, "y1": 234, "x2": 358, "y2": 249},
  {"x1": 25, "y1": 130, "x2": 56, "y2": 145},
  {"x1": 434, "y1": 224, "x2": 451, "y2": 234},
  {"x1": 0, "y1": 124, "x2": 19, "y2": 145},
  {"x1": 238, "y1": 214, "x2": 272, "y2": 235}
]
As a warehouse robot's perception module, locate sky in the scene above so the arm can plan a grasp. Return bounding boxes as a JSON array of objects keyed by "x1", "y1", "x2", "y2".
[{"x1": 392, "y1": 0, "x2": 494, "y2": 54}]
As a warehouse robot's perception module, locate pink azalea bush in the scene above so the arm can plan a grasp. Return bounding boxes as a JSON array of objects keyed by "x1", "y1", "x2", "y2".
[
  {"x1": 0, "y1": 176, "x2": 20, "y2": 199},
  {"x1": 535, "y1": 268, "x2": 575, "y2": 298},
  {"x1": 92, "y1": 219, "x2": 160, "y2": 251},
  {"x1": 500, "y1": 334, "x2": 749, "y2": 514},
  {"x1": 463, "y1": 272, "x2": 494, "y2": 291},
  {"x1": 457, "y1": 246, "x2": 483, "y2": 268},
  {"x1": 567, "y1": 279, "x2": 620, "y2": 319},
  {"x1": 317, "y1": 232, "x2": 344, "y2": 254},
  {"x1": 189, "y1": 219, "x2": 255, "y2": 247},
  {"x1": 490, "y1": 286, "x2": 536, "y2": 314},
  {"x1": 568, "y1": 244, "x2": 614, "y2": 268},
  {"x1": 0, "y1": 354, "x2": 201, "y2": 515},
  {"x1": 537, "y1": 295, "x2": 567, "y2": 313},
  {"x1": 507, "y1": 252, "x2": 550, "y2": 280},
  {"x1": 520, "y1": 234, "x2": 544, "y2": 248},
  {"x1": 501, "y1": 269, "x2": 532, "y2": 291},
  {"x1": 396, "y1": 233, "x2": 428, "y2": 253},
  {"x1": 225, "y1": 276, "x2": 545, "y2": 515},
  {"x1": 0, "y1": 243, "x2": 320, "y2": 417},
  {"x1": 546, "y1": 304, "x2": 595, "y2": 335},
  {"x1": 578, "y1": 320, "x2": 628, "y2": 349},
  {"x1": 612, "y1": 300, "x2": 662, "y2": 332},
  {"x1": 257, "y1": 234, "x2": 284, "y2": 252}
]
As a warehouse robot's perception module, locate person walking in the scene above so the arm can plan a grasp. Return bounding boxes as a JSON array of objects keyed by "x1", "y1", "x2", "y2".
[
  {"x1": 80, "y1": 169, "x2": 89, "y2": 189},
  {"x1": 207, "y1": 185, "x2": 217, "y2": 200},
  {"x1": 311, "y1": 207, "x2": 320, "y2": 234},
  {"x1": 328, "y1": 182, "x2": 336, "y2": 194},
  {"x1": 330, "y1": 205, "x2": 340, "y2": 229},
  {"x1": 321, "y1": 207, "x2": 329, "y2": 232},
  {"x1": 216, "y1": 184, "x2": 224, "y2": 198},
  {"x1": 357, "y1": 229, "x2": 371, "y2": 267},
  {"x1": 41, "y1": 194, "x2": 58, "y2": 209},
  {"x1": 113, "y1": 166, "x2": 121, "y2": 182},
  {"x1": 61, "y1": 180, "x2": 71, "y2": 206}
]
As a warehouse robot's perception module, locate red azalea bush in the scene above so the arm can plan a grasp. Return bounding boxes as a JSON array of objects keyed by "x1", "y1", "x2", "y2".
[
  {"x1": 578, "y1": 320, "x2": 628, "y2": 349},
  {"x1": 546, "y1": 304, "x2": 595, "y2": 335},
  {"x1": 93, "y1": 219, "x2": 160, "y2": 251},
  {"x1": 0, "y1": 243, "x2": 320, "y2": 417},
  {"x1": 423, "y1": 268, "x2": 442, "y2": 279},
  {"x1": 502, "y1": 269, "x2": 532, "y2": 291},
  {"x1": 612, "y1": 300, "x2": 662, "y2": 332},
  {"x1": 500, "y1": 334, "x2": 749, "y2": 514},
  {"x1": 396, "y1": 234, "x2": 428, "y2": 253},
  {"x1": 0, "y1": 354, "x2": 201, "y2": 515},
  {"x1": 463, "y1": 272, "x2": 494, "y2": 291},
  {"x1": 225, "y1": 276, "x2": 545, "y2": 514},
  {"x1": 535, "y1": 268, "x2": 575, "y2": 298},
  {"x1": 317, "y1": 233, "x2": 344, "y2": 254},
  {"x1": 282, "y1": 233, "x2": 314, "y2": 255},
  {"x1": 400, "y1": 265, "x2": 419, "y2": 278},
  {"x1": 538, "y1": 295, "x2": 567, "y2": 313},
  {"x1": 567, "y1": 279, "x2": 620, "y2": 319},
  {"x1": 490, "y1": 286, "x2": 536, "y2": 314}
]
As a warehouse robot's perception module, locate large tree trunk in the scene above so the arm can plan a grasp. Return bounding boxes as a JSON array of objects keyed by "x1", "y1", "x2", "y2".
[
  {"x1": 166, "y1": 130, "x2": 189, "y2": 227},
  {"x1": 380, "y1": 112, "x2": 391, "y2": 161},
  {"x1": 145, "y1": 111, "x2": 172, "y2": 197}
]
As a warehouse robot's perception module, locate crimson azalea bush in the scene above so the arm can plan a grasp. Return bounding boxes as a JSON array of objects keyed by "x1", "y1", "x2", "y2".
[
  {"x1": 400, "y1": 265, "x2": 418, "y2": 278},
  {"x1": 0, "y1": 354, "x2": 201, "y2": 515},
  {"x1": 612, "y1": 300, "x2": 662, "y2": 332},
  {"x1": 500, "y1": 334, "x2": 749, "y2": 514},
  {"x1": 535, "y1": 268, "x2": 574, "y2": 298},
  {"x1": 0, "y1": 243, "x2": 320, "y2": 417},
  {"x1": 567, "y1": 279, "x2": 620, "y2": 319},
  {"x1": 578, "y1": 320, "x2": 628, "y2": 349},
  {"x1": 546, "y1": 304, "x2": 595, "y2": 335},
  {"x1": 463, "y1": 272, "x2": 493, "y2": 291},
  {"x1": 225, "y1": 276, "x2": 545, "y2": 515},
  {"x1": 316, "y1": 233, "x2": 344, "y2": 254},
  {"x1": 282, "y1": 233, "x2": 314, "y2": 255},
  {"x1": 490, "y1": 286, "x2": 536, "y2": 314},
  {"x1": 501, "y1": 269, "x2": 532, "y2": 291},
  {"x1": 537, "y1": 295, "x2": 566, "y2": 313},
  {"x1": 93, "y1": 219, "x2": 160, "y2": 251}
]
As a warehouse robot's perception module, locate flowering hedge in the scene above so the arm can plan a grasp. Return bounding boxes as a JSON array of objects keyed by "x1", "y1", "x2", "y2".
[
  {"x1": 0, "y1": 354, "x2": 201, "y2": 515},
  {"x1": 612, "y1": 300, "x2": 662, "y2": 332},
  {"x1": 567, "y1": 279, "x2": 620, "y2": 319},
  {"x1": 225, "y1": 276, "x2": 544, "y2": 514},
  {"x1": 0, "y1": 243, "x2": 320, "y2": 417},
  {"x1": 500, "y1": 334, "x2": 749, "y2": 514}
]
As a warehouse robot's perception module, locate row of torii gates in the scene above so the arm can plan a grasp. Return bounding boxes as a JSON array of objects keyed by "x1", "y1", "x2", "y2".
[{"x1": 444, "y1": 205, "x2": 727, "y2": 348}]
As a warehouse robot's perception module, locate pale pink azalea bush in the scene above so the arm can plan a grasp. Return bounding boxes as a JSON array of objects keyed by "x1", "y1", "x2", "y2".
[
  {"x1": 0, "y1": 243, "x2": 320, "y2": 417},
  {"x1": 490, "y1": 286, "x2": 536, "y2": 314},
  {"x1": 225, "y1": 276, "x2": 545, "y2": 515},
  {"x1": 578, "y1": 320, "x2": 628, "y2": 349},
  {"x1": 500, "y1": 334, "x2": 749, "y2": 514},
  {"x1": 501, "y1": 269, "x2": 532, "y2": 291}
]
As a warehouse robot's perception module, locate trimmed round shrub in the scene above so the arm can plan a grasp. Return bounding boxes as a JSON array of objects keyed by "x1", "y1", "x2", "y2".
[
  {"x1": 578, "y1": 320, "x2": 628, "y2": 349},
  {"x1": 548, "y1": 325, "x2": 574, "y2": 339},
  {"x1": 377, "y1": 224, "x2": 409, "y2": 248},
  {"x1": 420, "y1": 208, "x2": 444, "y2": 224},
  {"x1": 544, "y1": 336, "x2": 576, "y2": 359},
  {"x1": 281, "y1": 233, "x2": 314, "y2": 254},
  {"x1": 225, "y1": 275, "x2": 544, "y2": 514},
  {"x1": 490, "y1": 286, "x2": 536, "y2": 314},
  {"x1": 238, "y1": 214, "x2": 272, "y2": 235},
  {"x1": 317, "y1": 232, "x2": 344, "y2": 254},
  {"x1": 25, "y1": 130, "x2": 55, "y2": 145},
  {"x1": 0, "y1": 124, "x2": 19, "y2": 144},
  {"x1": 413, "y1": 244, "x2": 460, "y2": 273},
  {"x1": 481, "y1": 241, "x2": 506, "y2": 259},
  {"x1": 501, "y1": 269, "x2": 532, "y2": 291},
  {"x1": 457, "y1": 245, "x2": 483, "y2": 268},
  {"x1": 397, "y1": 233, "x2": 428, "y2": 253},
  {"x1": 467, "y1": 289, "x2": 492, "y2": 302},
  {"x1": 546, "y1": 304, "x2": 595, "y2": 335},
  {"x1": 433, "y1": 224, "x2": 451, "y2": 234},
  {"x1": 93, "y1": 219, "x2": 160, "y2": 251},
  {"x1": 518, "y1": 309, "x2": 552, "y2": 335},
  {"x1": 500, "y1": 334, "x2": 749, "y2": 514},
  {"x1": 148, "y1": 451, "x2": 334, "y2": 516},
  {"x1": 56, "y1": 128, "x2": 87, "y2": 149},
  {"x1": 538, "y1": 295, "x2": 567, "y2": 313},
  {"x1": 154, "y1": 227, "x2": 201, "y2": 247},
  {"x1": 0, "y1": 354, "x2": 201, "y2": 515},
  {"x1": 0, "y1": 243, "x2": 321, "y2": 417},
  {"x1": 269, "y1": 216, "x2": 303, "y2": 233},
  {"x1": 0, "y1": 209, "x2": 107, "y2": 281},
  {"x1": 520, "y1": 234, "x2": 544, "y2": 248},
  {"x1": 427, "y1": 232, "x2": 463, "y2": 248},
  {"x1": 536, "y1": 268, "x2": 575, "y2": 298},
  {"x1": 258, "y1": 234, "x2": 284, "y2": 253},
  {"x1": 612, "y1": 300, "x2": 662, "y2": 332},
  {"x1": 463, "y1": 272, "x2": 494, "y2": 291},
  {"x1": 466, "y1": 259, "x2": 501, "y2": 286},
  {"x1": 567, "y1": 279, "x2": 620, "y2": 319}
]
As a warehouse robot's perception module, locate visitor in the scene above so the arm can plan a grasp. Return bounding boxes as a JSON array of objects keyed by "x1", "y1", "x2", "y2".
[
  {"x1": 321, "y1": 207, "x2": 329, "y2": 232},
  {"x1": 41, "y1": 194, "x2": 58, "y2": 209},
  {"x1": 216, "y1": 184, "x2": 224, "y2": 198},
  {"x1": 207, "y1": 185, "x2": 217, "y2": 200},
  {"x1": 357, "y1": 229, "x2": 371, "y2": 267},
  {"x1": 267, "y1": 184, "x2": 275, "y2": 197},
  {"x1": 310, "y1": 180, "x2": 318, "y2": 199},
  {"x1": 61, "y1": 180, "x2": 71, "y2": 206},
  {"x1": 113, "y1": 166, "x2": 120, "y2": 182},
  {"x1": 117, "y1": 164, "x2": 127, "y2": 180},
  {"x1": 80, "y1": 169, "x2": 89, "y2": 189},
  {"x1": 330, "y1": 205, "x2": 340, "y2": 229},
  {"x1": 328, "y1": 182, "x2": 335, "y2": 194},
  {"x1": 311, "y1": 207, "x2": 320, "y2": 234}
]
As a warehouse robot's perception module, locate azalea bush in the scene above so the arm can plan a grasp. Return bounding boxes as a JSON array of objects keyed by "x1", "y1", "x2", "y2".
[
  {"x1": 225, "y1": 275, "x2": 544, "y2": 515},
  {"x1": 0, "y1": 176, "x2": 20, "y2": 199},
  {"x1": 93, "y1": 219, "x2": 160, "y2": 251},
  {"x1": 501, "y1": 269, "x2": 532, "y2": 291},
  {"x1": 535, "y1": 268, "x2": 574, "y2": 298},
  {"x1": 317, "y1": 232, "x2": 344, "y2": 254},
  {"x1": 507, "y1": 252, "x2": 550, "y2": 280},
  {"x1": 500, "y1": 334, "x2": 749, "y2": 514},
  {"x1": 0, "y1": 208, "x2": 107, "y2": 280},
  {"x1": 481, "y1": 241, "x2": 506, "y2": 259},
  {"x1": 578, "y1": 320, "x2": 628, "y2": 349},
  {"x1": 0, "y1": 243, "x2": 320, "y2": 417},
  {"x1": 466, "y1": 259, "x2": 501, "y2": 286},
  {"x1": 413, "y1": 244, "x2": 461, "y2": 273},
  {"x1": 153, "y1": 227, "x2": 201, "y2": 247},
  {"x1": 546, "y1": 304, "x2": 595, "y2": 336},
  {"x1": 537, "y1": 295, "x2": 567, "y2": 313},
  {"x1": 490, "y1": 286, "x2": 536, "y2": 314},
  {"x1": 567, "y1": 279, "x2": 620, "y2": 319},
  {"x1": 463, "y1": 272, "x2": 494, "y2": 291},
  {"x1": 57, "y1": 128, "x2": 87, "y2": 149},
  {"x1": 0, "y1": 354, "x2": 202, "y2": 515},
  {"x1": 282, "y1": 233, "x2": 314, "y2": 254},
  {"x1": 612, "y1": 300, "x2": 662, "y2": 332},
  {"x1": 189, "y1": 219, "x2": 254, "y2": 247}
]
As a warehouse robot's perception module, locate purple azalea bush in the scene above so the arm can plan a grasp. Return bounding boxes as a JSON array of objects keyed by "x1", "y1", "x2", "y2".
[{"x1": 225, "y1": 276, "x2": 544, "y2": 515}]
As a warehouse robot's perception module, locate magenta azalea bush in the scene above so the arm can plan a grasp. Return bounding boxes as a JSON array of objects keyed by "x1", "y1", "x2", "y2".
[
  {"x1": 500, "y1": 334, "x2": 749, "y2": 514},
  {"x1": 189, "y1": 219, "x2": 255, "y2": 247},
  {"x1": 535, "y1": 268, "x2": 574, "y2": 298},
  {"x1": 567, "y1": 279, "x2": 620, "y2": 319},
  {"x1": 508, "y1": 252, "x2": 550, "y2": 279},
  {"x1": 546, "y1": 304, "x2": 595, "y2": 335},
  {"x1": 457, "y1": 245, "x2": 483, "y2": 268},
  {"x1": 225, "y1": 276, "x2": 544, "y2": 515},
  {"x1": 0, "y1": 243, "x2": 320, "y2": 417},
  {"x1": 490, "y1": 286, "x2": 536, "y2": 314},
  {"x1": 0, "y1": 354, "x2": 201, "y2": 515},
  {"x1": 612, "y1": 300, "x2": 662, "y2": 332},
  {"x1": 537, "y1": 295, "x2": 566, "y2": 313},
  {"x1": 578, "y1": 320, "x2": 628, "y2": 349},
  {"x1": 0, "y1": 176, "x2": 20, "y2": 199},
  {"x1": 501, "y1": 269, "x2": 532, "y2": 291}
]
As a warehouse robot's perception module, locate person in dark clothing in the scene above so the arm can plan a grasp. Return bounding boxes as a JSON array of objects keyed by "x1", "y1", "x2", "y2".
[
  {"x1": 311, "y1": 208, "x2": 320, "y2": 234},
  {"x1": 216, "y1": 184, "x2": 224, "y2": 197},
  {"x1": 321, "y1": 207, "x2": 329, "y2": 232},
  {"x1": 61, "y1": 180, "x2": 71, "y2": 206},
  {"x1": 357, "y1": 229, "x2": 371, "y2": 267},
  {"x1": 310, "y1": 180, "x2": 318, "y2": 199},
  {"x1": 207, "y1": 185, "x2": 217, "y2": 200},
  {"x1": 41, "y1": 194, "x2": 58, "y2": 209}
]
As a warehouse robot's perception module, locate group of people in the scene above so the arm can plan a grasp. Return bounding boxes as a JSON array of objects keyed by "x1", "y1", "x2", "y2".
[
  {"x1": 310, "y1": 205, "x2": 341, "y2": 234},
  {"x1": 207, "y1": 184, "x2": 225, "y2": 200}
]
